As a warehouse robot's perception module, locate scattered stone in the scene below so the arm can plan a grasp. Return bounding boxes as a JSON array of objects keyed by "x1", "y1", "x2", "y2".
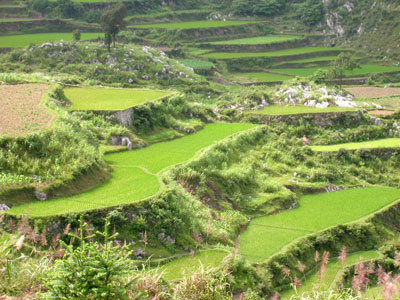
[
  {"x1": 134, "y1": 248, "x2": 146, "y2": 259},
  {"x1": 301, "y1": 135, "x2": 312, "y2": 145},
  {"x1": 0, "y1": 204, "x2": 10, "y2": 211},
  {"x1": 35, "y1": 191, "x2": 47, "y2": 201},
  {"x1": 374, "y1": 118, "x2": 382, "y2": 126}
]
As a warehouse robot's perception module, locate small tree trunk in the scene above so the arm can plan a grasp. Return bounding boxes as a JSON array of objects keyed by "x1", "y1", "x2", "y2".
[{"x1": 113, "y1": 33, "x2": 116, "y2": 48}]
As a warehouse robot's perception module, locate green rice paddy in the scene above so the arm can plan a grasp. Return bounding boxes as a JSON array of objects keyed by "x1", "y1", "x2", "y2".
[
  {"x1": 65, "y1": 87, "x2": 174, "y2": 111},
  {"x1": 129, "y1": 20, "x2": 258, "y2": 29},
  {"x1": 202, "y1": 47, "x2": 337, "y2": 59},
  {"x1": 239, "y1": 187, "x2": 400, "y2": 263},
  {"x1": 209, "y1": 35, "x2": 302, "y2": 45},
  {"x1": 311, "y1": 138, "x2": 400, "y2": 152},
  {"x1": 0, "y1": 33, "x2": 102, "y2": 48},
  {"x1": 281, "y1": 251, "x2": 380, "y2": 298},
  {"x1": 248, "y1": 105, "x2": 357, "y2": 115},
  {"x1": 269, "y1": 64, "x2": 400, "y2": 77},
  {"x1": 231, "y1": 72, "x2": 292, "y2": 83},
  {"x1": 8, "y1": 123, "x2": 256, "y2": 217},
  {"x1": 159, "y1": 250, "x2": 229, "y2": 281}
]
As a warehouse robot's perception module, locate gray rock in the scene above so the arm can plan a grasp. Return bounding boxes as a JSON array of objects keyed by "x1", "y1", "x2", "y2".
[
  {"x1": 0, "y1": 203, "x2": 10, "y2": 211},
  {"x1": 127, "y1": 141, "x2": 133, "y2": 151},
  {"x1": 35, "y1": 191, "x2": 47, "y2": 201},
  {"x1": 375, "y1": 118, "x2": 382, "y2": 126},
  {"x1": 111, "y1": 136, "x2": 120, "y2": 145},
  {"x1": 134, "y1": 248, "x2": 146, "y2": 259},
  {"x1": 389, "y1": 129, "x2": 394, "y2": 135}
]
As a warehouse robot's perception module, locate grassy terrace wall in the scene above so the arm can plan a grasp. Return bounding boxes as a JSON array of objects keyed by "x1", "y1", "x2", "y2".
[
  {"x1": 131, "y1": 22, "x2": 270, "y2": 42},
  {"x1": 200, "y1": 35, "x2": 327, "y2": 53},
  {"x1": 255, "y1": 199, "x2": 400, "y2": 295},
  {"x1": 241, "y1": 110, "x2": 363, "y2": 127},
  {"x1": 0, "y1": 19, "x2": 100, "y2": 33}
]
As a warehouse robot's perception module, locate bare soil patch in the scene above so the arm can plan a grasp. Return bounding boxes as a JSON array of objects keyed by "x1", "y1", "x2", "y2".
[
  {"x1": 0, "y1": 84, "x2": 53, "y2": 136},
  {"x1": 368, "y1": 110, "x2": 394, "y2": 116},
  {"x1": 347, "y1": 86, "x2": 400, "y2": 98}
]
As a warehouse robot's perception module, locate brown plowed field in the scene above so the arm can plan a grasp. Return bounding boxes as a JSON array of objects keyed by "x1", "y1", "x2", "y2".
[
  {"x1": 0, "y1": 84, "x2": 53, "y2": 136},
  {"x1": 347, "y1": 86, "x2": 400, "y2": 98}
]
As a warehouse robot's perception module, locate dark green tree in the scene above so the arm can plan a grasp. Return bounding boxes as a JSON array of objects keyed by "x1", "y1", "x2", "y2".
[
  {"x1": 100, "y1": 4, "x2": 127, "y2": 49},
  {"x1": 42, "y1": 218, "x2": 134, "y2": 300},
  {"x1": 298, "y1": 0, "x2": 324, "y2": 26},
  {"x1": 329, "y1": 52, "x2": 361, "y2": 87},
  {"x1": 72, "y1": 29, "x2": 81, "y2": 42}
]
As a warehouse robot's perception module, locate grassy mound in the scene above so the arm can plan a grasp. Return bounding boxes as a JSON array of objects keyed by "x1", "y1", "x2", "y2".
[
  {"x1": 239, "y1": 187, "x2": 400, "y2": 262},
  {"x1": 311, "y1": 138, "x2": 400, "y2": 152},
  {"x1": 7, "y1": 123, "x2": 256, "y2": 216},
  {"x1": 65, "y1": 87, "x2": 174, "y2": 111}
]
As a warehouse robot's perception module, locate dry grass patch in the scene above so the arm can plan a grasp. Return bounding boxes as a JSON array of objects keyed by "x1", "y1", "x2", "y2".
[
  {"x1": 346, "y1": 86, "x2": 400, "y2": 98},
  {"x1": 0, "y1": 84, "x2": 53, "y2": 136}
]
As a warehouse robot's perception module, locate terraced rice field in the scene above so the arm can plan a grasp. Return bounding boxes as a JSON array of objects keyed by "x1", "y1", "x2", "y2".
[
  {"x1": 202, "y1": 47, "x2": 337, "y2": 59},
  {"x1": 7, "y1": 123, "x2": 256, "y2": 216},
  {"x1": 0, "y1": 84, "x2": 53, "y2": 136},
  {"x1": 159, "y1": 250, "x2": 229, "y2": 281},
  {"x1": 239, "y1": 187, "x2": 400, "y2": 263},
  {"x1": 284, "y1": 56, "x2": 339, "y2": 63},
  {"x1": 269, "y1": 65, "x2": 400, "y2": 77},
  {"x1": 281, "y1": 251, "x2": 380, "y2": 298},
  {"x1": 209, "y1": 35, "x2": 302, "y2": 45},
  {"x1": 312, "y1": 138, "x2": 400, "y2": 151},
  {"x1": 231, "y1": 72, "x2": 292, "y2": 83},
  {"x1": 129, "y1": 20, "x2": 258, "y2": 29},
  {"x1": 0, "y1": 33, "x2": 102, "y2": 48},
  {"x1": 248, "y1": 105, "x2": 357, "y2": 115},
  {"x1": 65, "y1": 87, "x2": 174, "y2": 111}
]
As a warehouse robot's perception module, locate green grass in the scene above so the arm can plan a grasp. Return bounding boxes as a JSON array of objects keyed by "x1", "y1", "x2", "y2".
[
  {"x1": 231, "y1": 72, "x2": 293, "y2": 83},
  {"x1": 239, "y1": 187, "x2": 400, "y2": 263},
  {"x1": 209, "y1": 35, "x2": 302, "y2": 45},
  {"x1": 177, "y1": 59, "x2": 214, "y2": 70},
  {"x1": 281, "y1": 251, "x2": 380, "y2": 298},
  {"x1": 0, "y1": 33, "x2": 102, "y2": 48},
  {"x1": 311, "y1": 138, "x2": 400, "y2": 152},
  {"x1": 248, "y1": 105, "x2": 358, "y2": 115},
  {"x1": 269, "y1": 64, "x2": 400, "y2": 77},
  {"x1": 361, "y1": 96, "x2": 400, "y2": 109},
  {"x1": 8, "y1": 123, "x2": 257, "y2": 217},
  {"x1": 202, "y1": 47, "x2": 337, "y2": 59},
  {"x1": 129, "y1": 20, "x2": 258, "y2": 29},
  {"x1": 159, "y1": 250, "x2": 229, "y2": 281},
  {"x1": 0, "y1": 18, "x2": 37, "y2": 23},
  {"x1": 65, "y1": 87, "x2": 174, "y2": 111}
]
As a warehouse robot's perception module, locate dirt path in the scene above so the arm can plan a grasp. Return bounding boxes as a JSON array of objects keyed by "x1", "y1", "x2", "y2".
[
  {"x1": 0, "y1": 84, "x2": 53, "y2": 136},
  {"x1": 346, "y1": 86, "x2": 400, "y2": 98}
]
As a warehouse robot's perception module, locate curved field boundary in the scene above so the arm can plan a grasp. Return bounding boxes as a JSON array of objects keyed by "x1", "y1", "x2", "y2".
[
  {"x1": 281, "y1": 250, "x2": 380, "y2": 298},
  {"x1": 311, "y1": 138, "x2": 400, "y2": 152},
  {"x1": 239, "y1": 187, "x2": 400, "y2": 263},
  {"x1": 158, "y1": 249, "x2": 230, "y2": 281},
  {"x1": 128, "y1": 20, "x2": 259, "y2": 30},
  {"x1": 6, "y1": 123, "x2": 257, "y2": 217},
  {"x1": 247, "y1": 105, "x2": 358, "y2": 116}
]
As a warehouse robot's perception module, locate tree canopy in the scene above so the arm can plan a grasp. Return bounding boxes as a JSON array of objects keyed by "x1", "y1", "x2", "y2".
[{"x1": 100, "y1": 4, "x2": 127, "y2": 49}]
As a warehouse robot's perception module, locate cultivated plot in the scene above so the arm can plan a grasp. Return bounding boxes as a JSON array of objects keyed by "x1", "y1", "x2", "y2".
[
  {"x1": 311, "y1": 138, "x2": 400, "y2": 151},
  {"x1": 0, "y1": 84, "x2": 52, "y2": 136},
  {"x1": 65, "y1": 87, "x2": 175, "y2": 111},
  {"x1": 346, "y1": 86, "x2": 400, "y2": 98},
  {"x1": 239, "y1": 187, "x2": 400, "y2": 262},
  {"x1": 269, "y1": 65, "x2": 400, "y2": 77},
  {"x1": 248, "y1": 105, "x2": 358, "y2": 115},
  {"x1": 231, "y1": 72, "x2": 292, "y2": 83},
  {"x1": 0, "y1": 33, "x2": 102, "y2": 48},
  {"x1": 8, "y1": 123, "x2": 257, "y2": 216}
]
